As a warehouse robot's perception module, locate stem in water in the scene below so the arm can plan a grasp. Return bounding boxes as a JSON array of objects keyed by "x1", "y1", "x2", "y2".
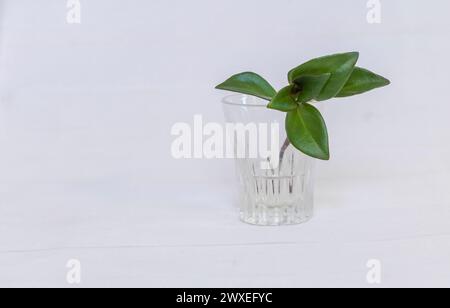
[{"x1": 278, "y1": 137, "x2": 291, "y2": 172}]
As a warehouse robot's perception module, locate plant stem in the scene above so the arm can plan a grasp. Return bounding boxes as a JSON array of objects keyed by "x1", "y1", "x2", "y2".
[{"x1": 278, "y1": 137, "x2": 291, "y2": 172}]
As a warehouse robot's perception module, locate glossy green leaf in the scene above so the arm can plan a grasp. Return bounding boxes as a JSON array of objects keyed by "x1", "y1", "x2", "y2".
[
  {"x1": 215, "y1": 72, "x2": 277, "y2": 101},
  {"x1": 336, "y1": 67, "x2": 391, "y2": 97},
  {"x1": 286, "y1": 104, "x2": 329, "y2": 160},
  {"x1": 288, "y1": 52, "x2": 359, "y2": 101},
  {"x1": 268, "y1": 86, "x2": 298, "y2": 112},
  {"x1": 294, "y1": 73, "x2": 332, "y2": 103}
]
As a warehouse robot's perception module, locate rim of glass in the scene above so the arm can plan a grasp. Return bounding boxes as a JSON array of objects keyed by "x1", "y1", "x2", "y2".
[{"x1": 222, "y1": 94, "x2": 268, "y2": 108}]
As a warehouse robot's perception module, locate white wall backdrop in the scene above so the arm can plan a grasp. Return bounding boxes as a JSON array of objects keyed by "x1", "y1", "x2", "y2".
[
  {"x1": 0, "y1": 0, "x2": 450, "y2": 287},
  {"x1": 1, "y1": 0, "x2": 448, "y2": 183}
]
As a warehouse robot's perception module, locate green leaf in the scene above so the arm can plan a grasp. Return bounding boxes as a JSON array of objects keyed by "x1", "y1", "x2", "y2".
[
  {"x1": 288, "y1": 52, "x2": 359, "y2": 101},
  {"x1": 268, "y1": 86, "x2": 298, "y2": 112},
  {"x1": 286, "y1": 103, "x2": 330, "y2": 160},
  {"x1": 336, "y1": 67, "x2": 390, "y2": 97},
  {"x1": 215, "y1": 72, "x2": 277, "y2": 101},
  {"x1": 294, "y1": 73, "x2": 331, "y2": 103}
]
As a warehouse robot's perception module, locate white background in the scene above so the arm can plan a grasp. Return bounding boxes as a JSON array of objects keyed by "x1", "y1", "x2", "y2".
[{"x1": 0, "y1": 0, "x2": 450, "y2": 287}]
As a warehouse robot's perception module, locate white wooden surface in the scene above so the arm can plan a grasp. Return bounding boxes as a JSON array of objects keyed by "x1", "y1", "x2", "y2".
[{"x1": 1, "y1": 175, "x2": 450, "y2": 288}]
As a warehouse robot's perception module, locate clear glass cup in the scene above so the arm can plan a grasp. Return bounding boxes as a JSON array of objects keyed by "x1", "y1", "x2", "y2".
[{"x1": 222, "y1": 95, "x2": 315, "y2": 226}]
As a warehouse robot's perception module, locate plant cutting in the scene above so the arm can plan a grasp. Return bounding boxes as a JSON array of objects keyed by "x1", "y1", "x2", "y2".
[
  {"x1": 217, "y1": 52, "x2": 390, "y2": 161},
  {"x1": 216, "y1": 52, "x2": 390, "y2": 226}
]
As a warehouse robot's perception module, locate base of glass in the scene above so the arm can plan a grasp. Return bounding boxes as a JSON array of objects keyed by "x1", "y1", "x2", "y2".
[{"x1": 240, "y1": 205, "x2": 314, "y2": 226}]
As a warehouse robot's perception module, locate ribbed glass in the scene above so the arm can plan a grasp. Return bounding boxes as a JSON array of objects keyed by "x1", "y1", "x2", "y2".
[{"x1": 223, "y1": 95, "x2": 315, "y2": 226}]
